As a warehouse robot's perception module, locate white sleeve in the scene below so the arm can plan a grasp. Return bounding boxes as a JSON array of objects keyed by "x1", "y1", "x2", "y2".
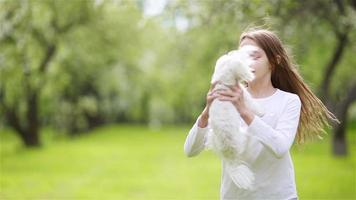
[
  {"x1": 240, "y1": 133, "x2": 264, "y2": 164},
  {"x1": 247, "y1": 96, "x2": 301, "y2": 158},
  {"x1": 184, "y1": 116, "x2": 209, "y2": 157}
]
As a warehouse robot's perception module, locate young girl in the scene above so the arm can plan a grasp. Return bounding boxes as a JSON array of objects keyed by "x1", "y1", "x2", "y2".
[{"x1": 184, "y1": 28, "x2": 337, "y2": 200}]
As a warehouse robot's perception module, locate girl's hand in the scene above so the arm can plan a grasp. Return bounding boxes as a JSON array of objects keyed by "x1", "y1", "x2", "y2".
[
  {"x1": 216, "y1": 84, "x2": 245, "y2": 112},
  {"x1": 216, "y1": 84, "x2": 255, "y2": 125},
  {"x1": 198, "y1": 81, "x2": 220, "y2": 128},
  {"x1": 206, "y1": 81, "x2": 220, "y2": 110}
]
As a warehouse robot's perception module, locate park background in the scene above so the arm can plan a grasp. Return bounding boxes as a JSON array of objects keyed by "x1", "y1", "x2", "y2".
[{"x1": 0, "y1": 0, "x2": 355, "y2": 199}]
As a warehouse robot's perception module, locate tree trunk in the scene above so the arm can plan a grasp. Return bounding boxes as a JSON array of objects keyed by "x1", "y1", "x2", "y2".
[
  {"x1": 332, "y1": 83, "x2": 356, "y2": 156},
  {"x1": 21, "y1": 130, "x2": 40, "y2": 147},
  {"x1": 320, "y1": 32, "x2": 348, "y2": 103},
  {"x1": 4, "y1": 106, "x2": 40, "y2": 147},
  {"x1": 24, "y1": 91, "x2": 40, "y2": 147},
  {"x1": 318, "y1": 27, "x2": 351, "y2": 156},
  {"x1": 86, "y1": 113, "x2": 105, "y2": 130},
  {"x1": 332, "y1": 120, "x2": 347, "y2": 155}
]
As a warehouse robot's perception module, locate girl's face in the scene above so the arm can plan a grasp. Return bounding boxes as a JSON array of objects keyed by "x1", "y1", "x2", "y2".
[{"x1": 239, "y1": 38, "x2": 272, "y2": 82}]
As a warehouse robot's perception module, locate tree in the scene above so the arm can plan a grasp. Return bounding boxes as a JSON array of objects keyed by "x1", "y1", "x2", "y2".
[
  {"x1": 316, "y1": 0, "x2": 356, "y2": 156},
  {"x1": 0, "y1": 0, "x2": 95, "y2": 146},
  {"x1": 0, "y1": 0, "x2": 173, "y2": 146}
]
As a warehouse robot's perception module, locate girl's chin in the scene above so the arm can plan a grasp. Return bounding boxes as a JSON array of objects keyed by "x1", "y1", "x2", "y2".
[{"x1": 246, "y1": 79, "x2": 258, "y2": 85}]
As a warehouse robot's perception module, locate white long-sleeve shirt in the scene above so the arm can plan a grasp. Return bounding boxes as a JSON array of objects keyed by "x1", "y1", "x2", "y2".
[{"x1": 184, "y1": 88, "x2": 301, "y2": 200}]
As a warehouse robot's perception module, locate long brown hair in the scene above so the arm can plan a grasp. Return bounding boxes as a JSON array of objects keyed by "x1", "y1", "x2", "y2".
[{"x1": 239, "y1": 28, "x2": 339, "y2": 144}]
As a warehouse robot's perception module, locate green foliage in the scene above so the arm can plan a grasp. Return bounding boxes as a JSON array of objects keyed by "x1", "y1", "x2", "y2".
[
  {"x1": 0, "y1": 0, "x2": 157, "y2": 133},
  {"x1": 0, "y1": 0, "x2": 355, "y2": 139}
]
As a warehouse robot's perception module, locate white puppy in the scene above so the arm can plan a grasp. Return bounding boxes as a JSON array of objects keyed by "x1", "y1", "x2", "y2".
[{"x1": 206, "y1": 45, "x2": 264, "y2": 190}]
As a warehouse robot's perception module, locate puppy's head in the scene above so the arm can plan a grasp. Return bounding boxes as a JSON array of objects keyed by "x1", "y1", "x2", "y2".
[
  {"x1": 229, "y1": 45, "x2": 257, "y2": 82},
  {"x1": 211, "y1": 45, "x2": 257, "y2": 85}
]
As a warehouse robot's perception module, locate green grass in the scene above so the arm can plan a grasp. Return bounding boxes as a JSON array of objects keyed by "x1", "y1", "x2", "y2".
[{"x1": 0, "y1": 124, "x2": 355, "y2": 200}]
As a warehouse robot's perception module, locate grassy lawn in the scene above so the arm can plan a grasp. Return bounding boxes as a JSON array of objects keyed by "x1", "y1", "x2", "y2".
[{"x1": 0, "y1": 123, "x2": 355, "y2": 200}]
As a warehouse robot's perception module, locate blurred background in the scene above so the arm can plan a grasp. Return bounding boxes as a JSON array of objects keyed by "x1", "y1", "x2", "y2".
[{"x1": 0, "y1": 0, "x2": 355, "y2": 199}]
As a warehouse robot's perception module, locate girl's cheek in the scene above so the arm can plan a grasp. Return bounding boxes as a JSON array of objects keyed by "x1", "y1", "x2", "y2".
[{"x1": 251, "y1": 62, "x2": 261, "y2": 69}]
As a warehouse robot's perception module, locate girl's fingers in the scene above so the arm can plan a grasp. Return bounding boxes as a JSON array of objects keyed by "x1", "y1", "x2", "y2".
[
  {"x1": 218, "y1": 90, "x2": 241, "y2": 98},
  {"x1": 234, "y1": 84, "x2": 241, "y2": 92},
  {"x1": 208, "y1": 93, "x2": 218, "y2": 99},
  {"x1": 217, "y1": 96, "x2": 233, "y2": 101},
  {"x1": 208, "y1": 90, "x2": 220, "y2": 97},
  {"x1": 212, "y1": 81, "x2": 219, "y2": 88},
  {"x1": 227, "y1": 84, "x2": 240, "y2": 92},
  {"x1": 228, "y1": 85, "x2": 235, "y2": 91},
  {"x1": 218, "y1": 90, "x2": 233, "y2": 96},
  {"x1": 210, "y1": 81, "x2": 220, "y2": 91},
  {"x1": 207, "y1": 92, "x2": 221, "y2": 100}
]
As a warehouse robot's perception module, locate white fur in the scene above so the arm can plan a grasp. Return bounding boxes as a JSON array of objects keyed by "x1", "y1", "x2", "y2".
[{"x1": 206, "y1": 45, "x2": 265, "y2": 190}]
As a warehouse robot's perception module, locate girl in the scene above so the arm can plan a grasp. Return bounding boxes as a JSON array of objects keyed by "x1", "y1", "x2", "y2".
[{"x1": 184, "y1": 28, "x2": 337, "y2": 200}]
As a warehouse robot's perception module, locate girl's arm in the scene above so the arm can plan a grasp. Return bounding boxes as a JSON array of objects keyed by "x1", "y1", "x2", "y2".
[
  {"x1": 245, "y1": 96, "x2": 301, "y2": 158},
  {"x1": 184, "y1": 82, "x2": 219, "y2": 157},
  {"x1": 184, "y1": 115, "x2": 209, "y2": 157}
]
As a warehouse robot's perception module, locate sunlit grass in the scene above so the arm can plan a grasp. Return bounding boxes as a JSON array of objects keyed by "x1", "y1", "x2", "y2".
[{"x1": 0, "y1": 123, "x2": 355, "y2": 199}]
